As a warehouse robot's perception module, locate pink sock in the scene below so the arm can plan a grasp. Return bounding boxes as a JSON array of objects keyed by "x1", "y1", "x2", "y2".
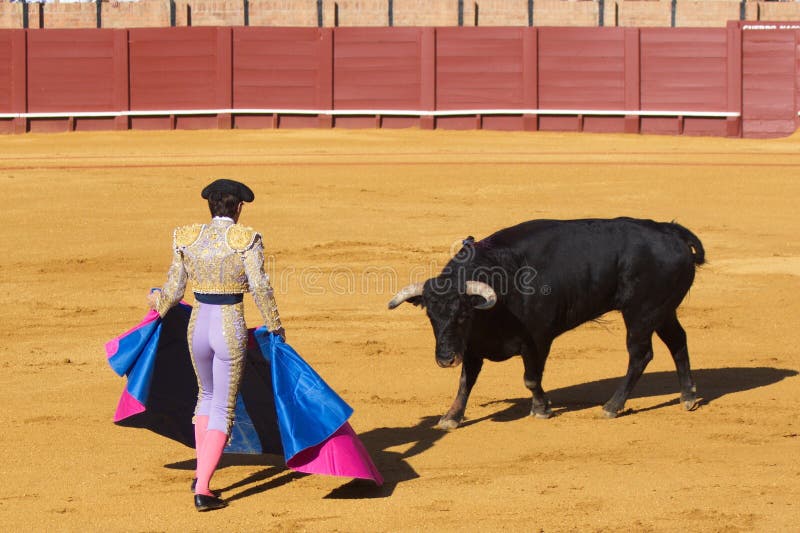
[
  {"x1": 193, "y1": 415, "x2": 209, "y2": 478},
  {"x1": 194, "y1": 429, "x2": 227, "y2": 496}
]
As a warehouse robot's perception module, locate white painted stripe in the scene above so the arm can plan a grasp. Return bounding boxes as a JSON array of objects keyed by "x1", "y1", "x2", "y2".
[{"x1": 0, "y1": 108, "x2": 741, "y2": 119}]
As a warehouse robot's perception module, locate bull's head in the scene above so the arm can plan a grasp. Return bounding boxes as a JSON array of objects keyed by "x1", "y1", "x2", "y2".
[{"x1": 388, "y1": 279, "x2": 497, "y2": 368}]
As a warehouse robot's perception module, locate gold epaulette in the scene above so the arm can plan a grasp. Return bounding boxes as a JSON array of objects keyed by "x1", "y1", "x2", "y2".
[
  {"x1": 226, "y1": 224, "x2": 258, "y2": 251},
  {"x1": 173, "y1": 224, "x2": 203, "y2": 248}
]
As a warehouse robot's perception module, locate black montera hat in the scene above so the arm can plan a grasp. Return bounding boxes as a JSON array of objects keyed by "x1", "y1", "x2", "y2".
[{"x1": 201, "y1": 179, "x2": 255, "y2": 203}]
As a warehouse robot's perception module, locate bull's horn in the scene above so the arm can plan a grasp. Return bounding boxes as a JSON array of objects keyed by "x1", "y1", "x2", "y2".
[
  {"x1": 388, "y1": 282, "x2": 424, "y2": 309},
  {"x1": 466, "y1": 281, "x2": 497, "y2": 310}
]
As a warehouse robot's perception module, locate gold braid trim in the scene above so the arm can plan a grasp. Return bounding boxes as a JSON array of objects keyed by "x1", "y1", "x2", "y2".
[
  {"x1": 187, "y1": 305, "x2": 203, "y2": 418},
  {"x1": 226, "y1": 224, "x2": 258, "y2": 251},
  {"x1": 221, "y1": 303, "x2": 247, "y2": 435},
  {"x1": 174, "y1": 224, "x2": 204, "y2": 248},
  {"x1": 191, "y1": 282, "x2": 250, "y2": 295}
]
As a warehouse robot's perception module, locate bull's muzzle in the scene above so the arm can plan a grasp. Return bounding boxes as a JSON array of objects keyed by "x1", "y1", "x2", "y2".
[{"x1": 437, "y1": 352, "x2": 463, "y2": 368}]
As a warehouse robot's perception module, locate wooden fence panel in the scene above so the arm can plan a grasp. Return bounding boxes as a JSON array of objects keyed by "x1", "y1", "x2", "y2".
[
  {"x1": 27, "y1": 29, "x2": 117, "y2": 132},
  {"x1": 233, "y1": 27, "x2": 329, "y2": 129},
  {"x1": 538, "y1": 27, "x2": 626, "y2": 132},
  {"x1": 0, "y1": 31, "x2": 14, "y2": 113},
  {"x1": 742, "y1": 27, "x2": 797, "y2": 138},
  {"x1": 333, "y1": 27, "x2": 426, "y2": 128},
  {"x1": 640, "y1": 27, "x2": 729, "y2": 135},
  {"x1": 436, "y1": 27, "x2": 528, "y2": 130},
  {"x1": 129, "y1": 27, "x2": 228, "y2": 130},
  {"x1": 0, "y1": 30, "x2": 24, "y2": 133}
]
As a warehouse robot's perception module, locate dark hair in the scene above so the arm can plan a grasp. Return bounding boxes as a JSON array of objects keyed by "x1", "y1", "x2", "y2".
[{"x1": 207, "y1": 192, "x2": 241, "y2": 218}]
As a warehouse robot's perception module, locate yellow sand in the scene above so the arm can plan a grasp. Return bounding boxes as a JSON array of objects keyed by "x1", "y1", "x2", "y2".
[{"x1": 1, "y1": 128, "x2": 798, "y2": 531}]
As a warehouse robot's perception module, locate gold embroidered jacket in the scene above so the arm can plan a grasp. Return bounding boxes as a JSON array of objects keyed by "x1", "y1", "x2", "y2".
[{"x1": 154, "y1": 218, "x2": 282, "y2": 331}]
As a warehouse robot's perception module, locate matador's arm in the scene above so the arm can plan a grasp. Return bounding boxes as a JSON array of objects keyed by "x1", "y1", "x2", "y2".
[
  {"x1": 242, "y1": 234, "x2": 282, "y2": 332},
  {"x1": 154, "y1": 230, "x2": 188, "y2": 317}
]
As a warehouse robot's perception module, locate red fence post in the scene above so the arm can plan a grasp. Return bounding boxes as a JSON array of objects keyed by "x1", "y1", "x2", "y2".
[
  {"x1": 11, "y1": 30, "x2": 26, "y2": 134},
  {"x1": 624, "y1": 27, "x2": 640, "y2": 134},
  {"x1": 420, "y1": 27, "x2": 436, "y2": 130},
  {"x1": 523, "y1": 27, "x2": 538, "y2": 131},
  {"x1": 217, "y1": 27, "x2": 232, "y2": 129},
  {"x1": 113, "y1": 29, "x2": 129, "y2": 131},
  {"x1": 318, "y1": 28, "x2": 333, "y2": 128},
  {"x1": 726, "y1": 21, "x2": 742, "y2": 137}
]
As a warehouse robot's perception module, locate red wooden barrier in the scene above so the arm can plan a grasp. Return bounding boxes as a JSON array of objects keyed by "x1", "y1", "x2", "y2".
[
  {"x1": 333, "y1": 27, "x2": 428, "y2": 129},
  {"x1": 742, "y1": 26, "x2": 798, "y2": 138},
  {"x1": 27, "y1": 29, "x2": 120, "y2": 132},
  {"x1": 0, "y1": 30, "x2": 25, "y2": 134},
  {"x1": 538, "y1": 27, "x2": 626, "y2": 133},
  {"x1": 232, "y1": 27, "x2": 331, "y2": 129},
  {"x1": 129, "y1": 27, "x2": 228, "y2": 130},
  {"x1": 436, "y1": 27, "x2": 529, "y2": 131},
  {"x1": 0, "y1": 31, "x2": 14, "y2": 114},
  {"x1": 640, "y1": 28, "x2": 729, "y2": 136},
  {"x1": 0, "y1": 24, "x2": 798, "y2": 138}
]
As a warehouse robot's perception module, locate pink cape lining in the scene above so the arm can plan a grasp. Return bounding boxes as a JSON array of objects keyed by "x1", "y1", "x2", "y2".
[
  {"x1": 287, "y1": 422, "x2": 384, "y2": 485},
  {"x1": 104, "y1": 309, "x2": 160, "y2": 359},
  {"x1": 114, "y1": 389, "x2": 146, "y2": 422}
]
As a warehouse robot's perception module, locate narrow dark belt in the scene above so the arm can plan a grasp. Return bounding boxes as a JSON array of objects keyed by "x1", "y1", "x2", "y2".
[{"x1": 194, "y1": 293, "x2": 244, "y2": 305}]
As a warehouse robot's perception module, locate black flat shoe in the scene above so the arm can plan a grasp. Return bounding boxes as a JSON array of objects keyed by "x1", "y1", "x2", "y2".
[
  {"x1": 194, "y1": 494, "x2": 227, "y2": 512},
  {"x1": 190, "y1": 478, "x2": 218, "y2": 497}
]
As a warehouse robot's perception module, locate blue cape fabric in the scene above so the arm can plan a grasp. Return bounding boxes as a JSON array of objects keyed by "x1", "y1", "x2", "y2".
[
  {"x1": 107, "y1": 306, "x2": 352, "y2": 462},
  {"x1": 107, "y1": 314, "x2": 160, "y2": 402},
  {"x1": 108, "y1": 304, "x2": 205, "y2": 447},
  {"x1": 254, "y1": 328, "x2": 353, "y2": 462}
]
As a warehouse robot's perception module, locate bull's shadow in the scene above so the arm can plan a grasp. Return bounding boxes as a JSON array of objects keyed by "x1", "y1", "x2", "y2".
[
  {"x1": 163, "y1": 366, "x2": 795, "y2": 500},
  {"x1": 464, "y1": 366, "x2": 798, "y2": 426}
]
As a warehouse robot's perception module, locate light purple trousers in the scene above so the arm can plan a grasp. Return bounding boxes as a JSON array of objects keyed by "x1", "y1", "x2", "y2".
[{"x1": 187, "y1": 302, "x2": 248, "y2": 435}]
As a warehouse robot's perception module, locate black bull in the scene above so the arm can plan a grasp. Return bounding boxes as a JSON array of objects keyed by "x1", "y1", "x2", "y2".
[{"x1": 388, "y1": 218, "x2": 705, "y2": 428}]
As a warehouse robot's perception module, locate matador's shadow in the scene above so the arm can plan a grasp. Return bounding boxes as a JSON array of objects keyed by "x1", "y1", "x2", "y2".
[
  {"x1": 461, "y1": 365, "x2": 798, "y2": 426},
  {"x1": 164, "y1": 415, "x2": 449, "y2": 501}
]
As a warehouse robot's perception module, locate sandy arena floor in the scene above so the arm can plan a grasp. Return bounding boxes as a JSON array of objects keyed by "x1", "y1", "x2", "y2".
[{"x1": 0, "y1": 127, "x2": 798, "y2": 532}]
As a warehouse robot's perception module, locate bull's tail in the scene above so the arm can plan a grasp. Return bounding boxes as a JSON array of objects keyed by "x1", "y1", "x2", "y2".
[{"x1": 667, "y1": 222, "x2": 705, "y2": 266}]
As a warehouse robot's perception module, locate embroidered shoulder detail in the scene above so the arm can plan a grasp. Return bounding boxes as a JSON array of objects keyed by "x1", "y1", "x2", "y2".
[
  {"x1": 226, "y1": 224, "x2": 258, "y2": 251},
  {"x1": 173, "y1": 224, "x2": 203, "y2": 248}
]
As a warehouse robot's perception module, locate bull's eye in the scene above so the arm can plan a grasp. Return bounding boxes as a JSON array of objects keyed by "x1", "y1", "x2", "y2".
[{"x1": 456, "y1": 315, "x2": 468, "y2": 325}]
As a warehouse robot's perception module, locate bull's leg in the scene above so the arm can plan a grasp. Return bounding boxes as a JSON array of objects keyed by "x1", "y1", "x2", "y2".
[
  {"x1": 656, "y1": 311, "x2": 698, "y2": 411},
  {"x1": 523, "y1": 341, "x2": 553, "y2": 419},
  {"x1": 603, "y1": 324, "x2": 654, "y2": 418},
  {"x1": 438, "y1": 356, "x2": 483, "y2": 430}
]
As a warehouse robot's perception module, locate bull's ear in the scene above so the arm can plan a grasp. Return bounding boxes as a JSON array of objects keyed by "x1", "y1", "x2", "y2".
[{"x1": 406, "y1": 295, "x2": 425, "y2": 308}]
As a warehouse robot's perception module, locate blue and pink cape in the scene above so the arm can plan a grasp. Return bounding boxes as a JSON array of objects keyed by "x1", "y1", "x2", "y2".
[{"x1": 105, "y1": 303, "x2": 383, "y2": 485}]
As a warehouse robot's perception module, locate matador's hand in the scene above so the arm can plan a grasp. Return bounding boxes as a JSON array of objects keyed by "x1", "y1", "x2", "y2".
[
  {"x1": 147, "y1": 289, "x2": 161, "y2": 310},
  {"x1": 271, "y1": 327, "x2": 286, "y2": 342}
]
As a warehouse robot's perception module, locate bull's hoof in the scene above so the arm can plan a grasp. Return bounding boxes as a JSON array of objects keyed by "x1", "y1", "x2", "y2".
[
  {"x1": 437, "y1": 417, "x2": 460, "y2": 430},
  {"x1": 682, "y1": 392, "x2": 699, "y2": 411},
  {"x1": 602, "y1": 398, "x2": 624, "y2": 418},
  {"x1": 531, "y1": 407, "x2": 553, "y2": 419},
  {"x1": 602, "y1": 406, "x2": 620, "y2": 419}
]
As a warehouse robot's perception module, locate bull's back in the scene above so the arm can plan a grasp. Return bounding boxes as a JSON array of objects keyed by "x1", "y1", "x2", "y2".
[
  {"x1": 487, "y1": 218, "x2": 696, "y2": 269},
  {"x1": 482, "y1": 218, "x2": 700, "y2": 333}
]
